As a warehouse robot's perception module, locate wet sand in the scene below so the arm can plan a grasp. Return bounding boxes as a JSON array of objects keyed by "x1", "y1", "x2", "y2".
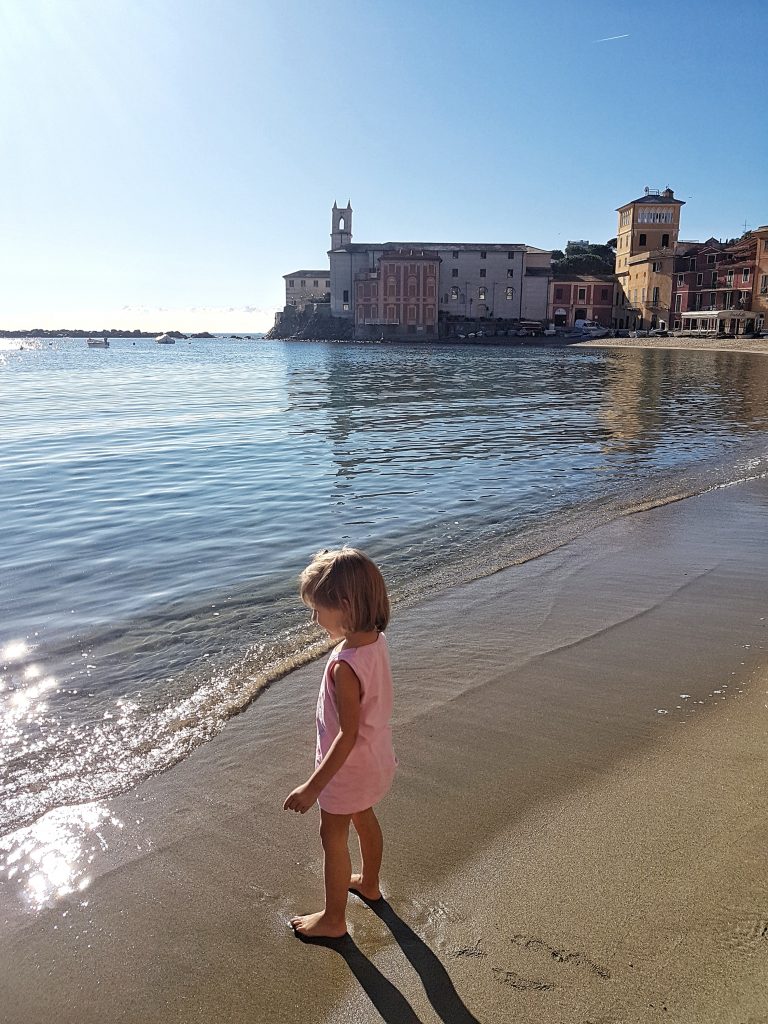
[
  {"x1": 575, "y1": 335, "x2": 768, "y2": 356},
  {"x1": 2, "y1": 479, "x2": 768, "y2": 1023}
]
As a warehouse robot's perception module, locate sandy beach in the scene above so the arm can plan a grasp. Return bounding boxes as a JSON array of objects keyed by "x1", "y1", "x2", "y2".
[
  {"x1": 574, "y1": 336, "x2": 768, "y2": 356},
  {"x1": 2, "y1": 478, "x2": 768, "y2": 1023}
]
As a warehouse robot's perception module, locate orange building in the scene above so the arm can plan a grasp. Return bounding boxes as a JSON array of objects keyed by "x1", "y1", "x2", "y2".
[
  {"x1": 354, "y1": 248, "x2": 440, "y2": 339},
  {"x1": 613, "y1": 187, "x2": 684, "y2": 330}
]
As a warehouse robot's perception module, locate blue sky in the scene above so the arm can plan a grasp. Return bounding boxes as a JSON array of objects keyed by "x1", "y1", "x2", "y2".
[{"x1": 1, "y1": 0, "x2": 766, "y2": 332}]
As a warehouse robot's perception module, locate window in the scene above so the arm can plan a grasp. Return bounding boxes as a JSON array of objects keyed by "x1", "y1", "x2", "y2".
[
  {"x1": 288, "y1": 280, "x2": 295, "y2": 288},
  {"x1": 450, "y1": 286, "x2": 459, "y2": 300},
  {"x1": 761, "y1": 274, "x2": 768, "y2": 295},
  {"x1": 407, "y1": 305, "x2": 417, "y2": 324},
  {"x1": 690, "y1": 259, "x2": 696, "y2": 270},
  {"x1": 707, "y1": 255, "x2": 716, "y2": 265},
  {"x1": 343, "y1": 303, "x2": 349, "y2": 312},
  {"x1": 313, "y1": 280, "x2": 318, "y2": 287},
  {"x1": 764, "y1": 240, "x2": 768, "y2": 251},
  {"x1": 601, "y1": 288, "x2": 609, "y2": 301},
  {"x1": 452, "y1": 250, "x2": 459, "y2": 259},
  {"x1": 478, "y1": 286, "x2": 487, "y2": 300},
  {"x1": 674, "y1": 321, "x2": 681, "y2": 330},
  {"x1": 300, "y1": 279, "x2": 306, "y2": 287},
  {"x1": 639, "y1": 234, "x2": 647, "y2": 246},
  {"x1": 505, "y1": 287, "x2": 514, "y2": 300},
  {"x1": 652, "y1": 287, "x2": 660, "y2": 305},
  {"x1": 662, "y1": 234, "x2": 669, "y2": 247},
  {"x1": 343, "y1": 289, "x2": 349, "y2": 302},
  {"x1": 696, "y1": 273, "x2": 703, "y2": 285},
  {"x1": 480, "y1": 251, "x2": 487, "y2": 259},
  {"x1": 674, "y1": 294, "x2": 682, "y2": 312},
  {"x1": 742, "y1": 268, "x2": 750, "y2": 282},
  {"x1": 727, "y1": 270, "x2": 734, "y2": 285},
  {"x1": 479, "y1": 268, "x2": 486, "y2": 278},
  {"x1": 555, "y1": 287, "x2": 563, "y2": 300},
  {"x1": 507, "y1": 269, "x2": 514, "y2": 278},
  {"x1": 577, "y1": 287, "x2": 586, "y2": 301},
  {"x1": 710, "y1": 293, "x2": 716, "y2": 306},
  {"x1": 452, "y1": 268, "x2": 459, "y2": 278},
  {"x1": 652, "y1": 261, "x2": 661, "y2": 272},
  {"x1": 507, "y1": 251, "x2": 514, "y2": 259},
  {"x1": 711, "y1": 271, "x2": 717, "y2": 286},
  {"x1": 642, "y1": 288, "x2": 646, "y2": 302},
  {"x1": 325, "y1": 280, "x2": 330, "y2": 287},
  {"x1": 676, "y1": 274, "x2": 684, "y2": 286}
]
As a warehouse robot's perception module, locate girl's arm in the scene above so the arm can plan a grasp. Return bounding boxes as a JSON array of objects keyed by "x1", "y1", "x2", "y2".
[{"x1": 283, "y1": 661, "x2": 361, "y2": 813}]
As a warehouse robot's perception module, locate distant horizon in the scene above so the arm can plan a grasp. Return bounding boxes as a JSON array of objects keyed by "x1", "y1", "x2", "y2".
[{"x1": 2, "y1": 0, "x2": 766, "y2": 334}]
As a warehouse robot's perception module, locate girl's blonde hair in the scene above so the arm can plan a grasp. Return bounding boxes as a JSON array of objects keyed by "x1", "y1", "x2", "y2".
[{"x1": 299, "y1": 547, "x2": 390, "y2": 632}]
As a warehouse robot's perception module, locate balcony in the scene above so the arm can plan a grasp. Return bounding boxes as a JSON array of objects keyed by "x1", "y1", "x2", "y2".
[{"x1": 363, "y1": 318, "x2": 400, "y2": 326}]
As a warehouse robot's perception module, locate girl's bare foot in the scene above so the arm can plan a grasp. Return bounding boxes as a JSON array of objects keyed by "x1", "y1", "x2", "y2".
[
  {"x1": 349, "y1": 873, "x2": 382, "y2": 901},
  {"x1": 290, "y1": 910, "x2": 347, "y2": 938}
]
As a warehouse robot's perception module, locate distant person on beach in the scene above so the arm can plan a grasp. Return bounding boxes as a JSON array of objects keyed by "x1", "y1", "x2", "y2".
[{"x1": 284, "y1": 547, "x2": 397, "y2": 939}]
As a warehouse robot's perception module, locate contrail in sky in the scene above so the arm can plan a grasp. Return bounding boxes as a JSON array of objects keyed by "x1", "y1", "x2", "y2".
[{"x1": 595, "y1": 33, "x2": 630, "y2": 42}]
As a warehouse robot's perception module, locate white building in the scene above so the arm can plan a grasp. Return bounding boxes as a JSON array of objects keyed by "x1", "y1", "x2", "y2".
[
  {"x1": 283, "y1": 269, "x2": 331, "y2": 311},
  {"x1": 327, "y1": 202, "x2": 552, "y2": 327}
]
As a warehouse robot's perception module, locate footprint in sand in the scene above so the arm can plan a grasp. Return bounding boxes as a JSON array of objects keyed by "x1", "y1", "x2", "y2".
[
  {"x1": 723, "y1": 915, "x2": 768, "y2": 954},
  {"x1": 492, "y1": 967, "x2": 554, "y2": 991},
  {"x1": 509, "y1": 933, "x2": 612, "y2": 979}
]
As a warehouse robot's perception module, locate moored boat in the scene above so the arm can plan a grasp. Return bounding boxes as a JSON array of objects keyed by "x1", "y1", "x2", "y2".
[{"x1": 86, "y1": 338, "x2": 110, "y2": 348}]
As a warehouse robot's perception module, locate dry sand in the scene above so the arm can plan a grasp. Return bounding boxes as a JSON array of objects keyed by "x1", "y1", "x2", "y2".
[
  {"x1": 2, "y1": 479, "x2": 768, "y2": 1024},
  {"x1": 574, "y1": 336, "x2": 768, "y2": 356}
]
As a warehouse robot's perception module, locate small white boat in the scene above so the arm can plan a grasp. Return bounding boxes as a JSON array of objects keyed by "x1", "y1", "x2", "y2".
[
  {"x1": 87, "y1": 338, "x2": 110, "y2": 348},
  {"x1": 155, "y1": 334, "x2": 176, "y2": 344},
  {"x1": 574, "y1": 320, "x2": 610, "y2": 339}
]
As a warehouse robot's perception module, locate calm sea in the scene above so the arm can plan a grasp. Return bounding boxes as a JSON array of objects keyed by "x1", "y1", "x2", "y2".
[{"x1": 2, "y1": 336, "x2": 768, "y2": 834}]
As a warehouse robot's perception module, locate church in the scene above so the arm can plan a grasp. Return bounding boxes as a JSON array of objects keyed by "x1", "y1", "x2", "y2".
[{"x1": 281, "y1": 202, "x2": 553, "y2": 340}]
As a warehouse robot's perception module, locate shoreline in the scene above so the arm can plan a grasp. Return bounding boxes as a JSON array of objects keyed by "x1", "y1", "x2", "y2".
[
  {"x1": 2, "y1": 478, "x2": 768, "y2": 1022},
  {"x1": 574, "y1": 335, "x2": 768, "y2": 355}
]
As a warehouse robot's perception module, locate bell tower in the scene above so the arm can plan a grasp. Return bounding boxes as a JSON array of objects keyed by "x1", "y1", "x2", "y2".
[{"x1": 331, "y1": 200, "x2": 353, "y2": 249}]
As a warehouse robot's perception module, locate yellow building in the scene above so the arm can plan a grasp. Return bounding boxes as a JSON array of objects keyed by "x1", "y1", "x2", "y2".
[
  {"x1": 753, "y1": 225, "x2": 768, "y2": 329},
  {"x1": 613, "y1": 187, "x2": 684, "y2": 331}
]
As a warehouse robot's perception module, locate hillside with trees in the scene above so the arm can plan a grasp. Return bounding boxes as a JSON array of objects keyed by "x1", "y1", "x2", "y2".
[{"x1": 551, "y1": 240, "x2": 616, "y2": 275}]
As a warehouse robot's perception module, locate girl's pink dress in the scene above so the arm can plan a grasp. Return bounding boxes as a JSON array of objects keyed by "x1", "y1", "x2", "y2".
[{"x1": 315, "y1": 632, "x2": 397, "y2": 814}]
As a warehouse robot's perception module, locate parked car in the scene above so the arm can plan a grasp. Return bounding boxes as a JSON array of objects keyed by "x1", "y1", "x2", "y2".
[{"x1": 649, "y1": 328, "x2": 669, "y2": 337}]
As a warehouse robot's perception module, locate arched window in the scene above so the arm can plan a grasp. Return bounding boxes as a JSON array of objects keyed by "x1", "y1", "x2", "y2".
[{"x1": 338, "y1": 216, "x2": 346, "y2": 231}]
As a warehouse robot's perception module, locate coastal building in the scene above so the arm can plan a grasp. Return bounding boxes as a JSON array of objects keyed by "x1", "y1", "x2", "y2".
[
  {"x1": 548, "y1": 273, "x2": 616, "y2": 328},
  {"x1": 355, "y1": 248, "x2": 440, "y2": 339},
  {"x1": 612, "y1": 187, "x2": 684, "y2": 330},
  {"x1": 752, "y1": 225, "x2": 768, "y2": 330},
  {"x1": 327, "y1": 202, "x2": 552, "y2": 336},
  {"x1": 283, "y1": 269, "x2": 331, "y2": 311},
  {"x1": 670, "y1": 235, "x2": 761, "y2": 336}
]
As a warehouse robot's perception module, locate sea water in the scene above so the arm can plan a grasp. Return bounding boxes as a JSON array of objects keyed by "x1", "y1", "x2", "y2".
[{"x1": 2, "y1": 336, "x2": 768, "y2": 834}]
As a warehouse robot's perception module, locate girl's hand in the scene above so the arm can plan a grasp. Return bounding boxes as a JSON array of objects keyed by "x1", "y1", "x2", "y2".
[{"x1": 283, "y1": 782, "x2": 318, "y2": 814}]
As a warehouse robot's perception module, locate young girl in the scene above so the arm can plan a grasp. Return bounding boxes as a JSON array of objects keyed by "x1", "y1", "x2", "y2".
[{"x1": 284, "y1": 547, "x2": 397, "y2": 939}]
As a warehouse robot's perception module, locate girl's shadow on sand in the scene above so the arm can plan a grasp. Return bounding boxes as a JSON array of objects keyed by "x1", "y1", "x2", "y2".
[{"x1": 296, "y1": 891, "x2": 482, "y2": 1024}]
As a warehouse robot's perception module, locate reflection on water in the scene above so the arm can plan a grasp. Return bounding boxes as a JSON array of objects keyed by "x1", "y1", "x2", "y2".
[
  {"x1": 1, "y1": 338, "x2": 768, "y2": 836},
  {"x1": 0, "y1": 802, "x2": 123, "y2": 909}
]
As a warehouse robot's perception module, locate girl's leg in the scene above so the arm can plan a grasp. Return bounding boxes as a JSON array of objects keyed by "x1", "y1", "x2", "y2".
[
  {"x1": 350, "y1": 807, "x2": 383, "y2": 900},
  {"x1": 290, "y1": 810, "x2": 351, "y2": 938}
]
